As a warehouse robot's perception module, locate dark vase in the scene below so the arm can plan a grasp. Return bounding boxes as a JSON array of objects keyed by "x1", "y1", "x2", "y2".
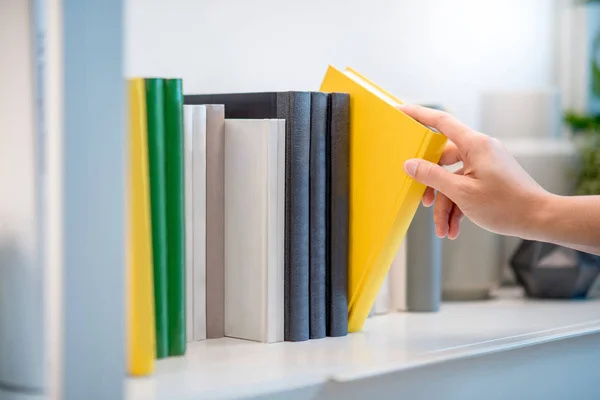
[{"x1": 510, "y1": 240, "x2": 600, "y2": 299}]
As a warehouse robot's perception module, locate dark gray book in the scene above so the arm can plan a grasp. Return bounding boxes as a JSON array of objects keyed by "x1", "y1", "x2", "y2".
[
  {"x1": 326, "y1": 93, "x2": 350, "y2": 337},
  {"x1": 309, "y1": 92, "x2": 328, "y2": 339},
  {"x1": 185, "y1": 92, "x2": 311, "y2": 342}
]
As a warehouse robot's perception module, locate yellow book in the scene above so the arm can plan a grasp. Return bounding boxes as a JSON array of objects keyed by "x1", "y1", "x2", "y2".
[
  {"x1": 320, "y1": 66, "x2": 447, "y2": 332},
  {"x1": 127, "y1": 78, "x2": 156, "y2": 375}
]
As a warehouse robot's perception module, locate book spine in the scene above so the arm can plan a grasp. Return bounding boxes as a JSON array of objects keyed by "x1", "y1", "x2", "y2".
[
  {"x1": 144, "y1": 78, "x2": 169, "y2": 358},
  {"x1": 309, "y1": 92, "x2": 328, "y2": 339},
  {"x1": 224, "y1": 120, "x2": 285, "y2": 343},
  {"x1": 223, "y1": 120, "x2": 264, "y2": 342},
  {"x1": 273, "y1": 120, "x2": 286, "y2": 343},
  {"x1": 205, "y1": 105, "x2": 226, "y2": 338},
  {"x1": 327, "y1": 93, "x2": 349, "y2": 337},
  {"x1": 127, "y1": 78, "x2": 156, "y2": 375},
  {"x1": 164, "y1": 78, "x2": 186, "y2": 355},
  {"x1": 278, "y1": 92, "x2": 311, "y2": 342},
  {"x1": 183, "y1": 105, "x2": 194, "y2": 342},
  {"x1": 192, "y1": 106, "x2": 207, "y2": 341}
]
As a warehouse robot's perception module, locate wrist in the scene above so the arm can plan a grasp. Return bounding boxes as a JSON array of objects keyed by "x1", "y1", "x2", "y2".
[{"x1": 524, "y1": 191, "x2": 561, "y2": 242}]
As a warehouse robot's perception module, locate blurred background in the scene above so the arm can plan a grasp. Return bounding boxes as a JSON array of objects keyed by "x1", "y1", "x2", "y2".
[
  {"x1": 127, "y1": 0, "x2": 566, "y2": 130},
  {"x1": 125, "y1": 0, "x2": 600, "y2": 299},
  {"x1": 126, "y1": 0, "x2": 600, "y2": 299}
]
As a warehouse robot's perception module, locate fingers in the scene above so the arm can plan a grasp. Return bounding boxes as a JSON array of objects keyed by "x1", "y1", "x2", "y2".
[
  {"x1": 422, "y1": 187, "x2": 435, "y2": 207},
  {"x1": 439, "y1": 141, "x2": 461, "y2": 166},
  {"x1": 397, "y1": 104, "x2": 475, "y2": 149},
  {"x1": 434, "y1": 192, "x2": 454, "y2": 238},
  {"x1": 422, "y1": 142, "x2": 461, "y2": 207},
  {"x1": 404, "y1": 158, "x2": 465, "y2": 201},
  {"x1": 447, "y1": 204, "x2": 464, "y2": 240}
]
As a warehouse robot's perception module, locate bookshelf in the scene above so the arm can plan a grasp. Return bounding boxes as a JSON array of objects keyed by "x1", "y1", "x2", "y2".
[
  {"x1": 126, "y1": 288, "x2": 600, "y2": 400},
  {"x1": 3, "y1": 1, "x2": 600, "y2": 400}
]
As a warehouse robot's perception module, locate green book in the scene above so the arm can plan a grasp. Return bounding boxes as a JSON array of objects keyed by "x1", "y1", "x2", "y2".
[
  {"x1": 164, "y1": 78, "x2": 186, "y2": 356},
  {"x1": 145, "y1": 78, "x2": 169, "y2": 359}
]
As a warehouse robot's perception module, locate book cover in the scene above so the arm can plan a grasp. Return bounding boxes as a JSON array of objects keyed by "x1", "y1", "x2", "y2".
[
  {"x1": 319, "y1": 65, "x2": 447, "y2": 332},
  {"x1": 223, "y1": 119, "x2": 285, "y2": 343},
  {"x1": 164, "y1": 78, "x2": 186, "y2": 356},
  {"x1": 326, "y1": 93, "x2": 350, "y2": 337},
  {"x1": 127, "y1": 78, "x2": 156, "y2": 375},
  {"x1": 144, "y1": 78, "x2": 169, "y2": 358},
  {"x1": 185, "y1": 92, "x2": 311, "y2": 342}
]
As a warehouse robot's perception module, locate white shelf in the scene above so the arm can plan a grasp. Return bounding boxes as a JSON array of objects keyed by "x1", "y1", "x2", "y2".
[{"x1": 126, "y1": 288, "x2": 600, "y2": 400}]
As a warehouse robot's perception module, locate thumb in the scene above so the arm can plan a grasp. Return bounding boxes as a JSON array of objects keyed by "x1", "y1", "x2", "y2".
[{"x1": 404, "y1": 158, "x2": 462, "y2": 199}]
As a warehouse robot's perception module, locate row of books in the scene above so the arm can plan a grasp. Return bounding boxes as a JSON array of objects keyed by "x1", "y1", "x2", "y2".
[
  {"x1": 184, "y1": 90, "x2": 351, "y2": 346},
  {"x1": 126, "y1": 78, "x2": 350, "y2": 377},
  {"x1": 126, "y1": 66, "x2": 447, "y2": 377}
]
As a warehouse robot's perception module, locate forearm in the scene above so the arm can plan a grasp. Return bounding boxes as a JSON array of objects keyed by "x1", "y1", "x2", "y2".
[{"x1": 529, "y1": 194, "x2": 600, "y2": 255}]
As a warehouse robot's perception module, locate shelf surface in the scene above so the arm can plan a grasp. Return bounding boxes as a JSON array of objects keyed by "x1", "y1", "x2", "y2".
[{"x1": 126, "y1": 288, "x2": 600, "y2": 400}]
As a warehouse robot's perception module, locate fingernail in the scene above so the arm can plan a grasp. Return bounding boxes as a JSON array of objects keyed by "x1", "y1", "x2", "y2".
[{"x1": 404, "y1": 159, "x2": 418, "y2": 177}]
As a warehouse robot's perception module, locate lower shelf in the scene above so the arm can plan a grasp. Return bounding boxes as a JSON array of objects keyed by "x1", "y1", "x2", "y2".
[{"x1": 126, "y1": 288, "x2": 600, "y2": 400}]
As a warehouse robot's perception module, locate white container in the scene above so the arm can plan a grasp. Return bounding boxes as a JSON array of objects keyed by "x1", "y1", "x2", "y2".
[
  {"x1": 442, "y1": 218, "x2": 503, "y2": 301},
  {"x1": 480, "y1": 88, "x2": 562, "y2": 139}
]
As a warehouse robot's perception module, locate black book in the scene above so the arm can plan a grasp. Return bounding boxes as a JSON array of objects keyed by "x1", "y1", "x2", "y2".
[{"x1": 185, "y1": 92, "x2": 311, "y2": 342}]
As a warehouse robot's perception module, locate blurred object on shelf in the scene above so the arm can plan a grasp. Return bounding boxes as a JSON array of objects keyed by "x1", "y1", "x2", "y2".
[
  {"x1": 442, "y1": 217, "x2": 503, "y2": 301},
  {"x1": 503, "y1": 138, "x2": 578, "y2": 195},
  {"x1": 510, "y1": 239, "x2": 600, "y2": 299},
  {"x1": 499, "y1": 138, "x2": 578, "y2": 285},
  {"x1": 480, "y1": 88, "x2": 562, "y2": 139},
  {"x1": 371, "y1": 273, "x2": 391, "y2": 316},
  {"x1": 407, "y1": 204, "x2": 442, "y2": 310},
  {"x1": 389, "y1": 238, "x2": 407, "y2": 312}
]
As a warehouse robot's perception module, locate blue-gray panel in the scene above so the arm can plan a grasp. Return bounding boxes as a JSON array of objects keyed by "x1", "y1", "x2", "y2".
[{"x1": 63, "y1": 0, "x2": 125, "y2": 398}]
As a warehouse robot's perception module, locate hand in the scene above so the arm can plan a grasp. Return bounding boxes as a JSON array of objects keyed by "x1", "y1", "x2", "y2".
[{"x1": 398, "y1": 104, "x2": 551, "y2": 240}]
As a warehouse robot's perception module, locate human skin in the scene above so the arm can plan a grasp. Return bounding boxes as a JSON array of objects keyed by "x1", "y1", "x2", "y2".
[{"x1": 399, "y1": 104, "x2": 600, "y2": 256}]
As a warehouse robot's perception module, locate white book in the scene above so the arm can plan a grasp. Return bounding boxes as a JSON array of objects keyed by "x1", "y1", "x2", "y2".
[
  {"x1": 184, "y1": 105, "x2": 207, "y2": 342},
  {"x1": 389, "y1": 238, "x2": 407, "y2": 311},
  {"x1": 192, "y1": 106, "x2": 207, "y2": 341},
  {"x1": 224, "y1": 119, "x2": 285, "y2": 343},
  {"x1": 184, "y1": 105, "x2": 194, "y2": 342}
]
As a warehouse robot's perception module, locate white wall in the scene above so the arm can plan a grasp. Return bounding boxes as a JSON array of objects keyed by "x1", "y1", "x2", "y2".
[{"x1": 126, "y1": 0, "x2": 558, "y2": 129}]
